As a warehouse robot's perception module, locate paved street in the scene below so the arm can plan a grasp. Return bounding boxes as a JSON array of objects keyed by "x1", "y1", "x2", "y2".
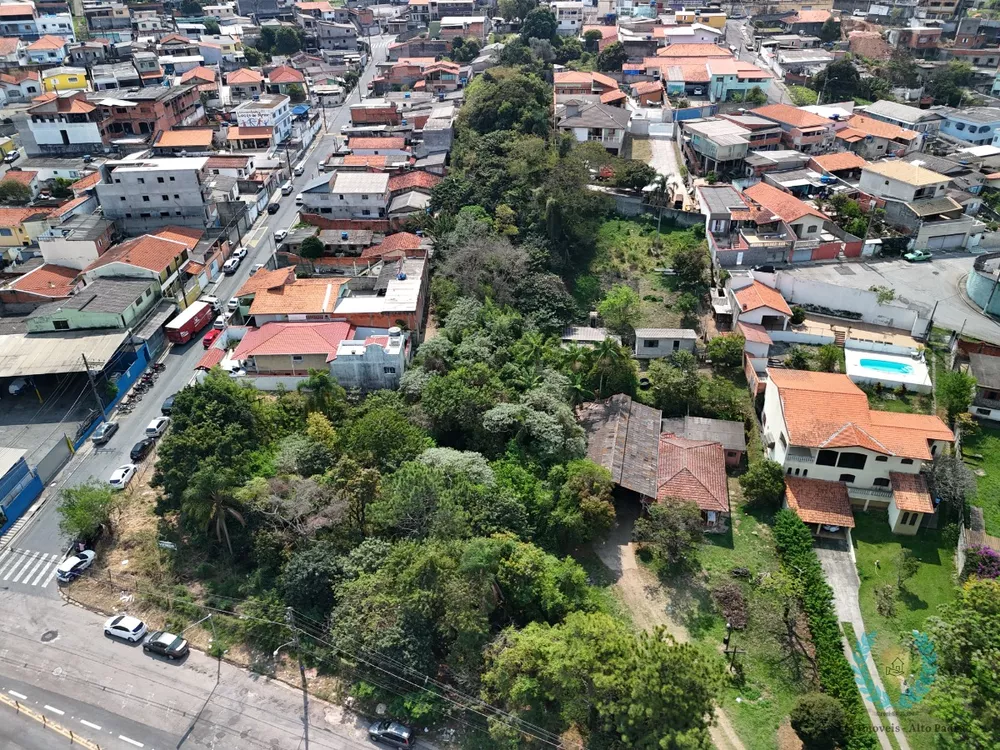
[
  {"x1": 724, "y1": 13, "x2": 793, "y2": 105},
  {"x1": 0, "y1": 592, "x2": 374, "y2": 750},
  {"x1": 0, "y1": 33, "x2": 397, "y2": 592}
]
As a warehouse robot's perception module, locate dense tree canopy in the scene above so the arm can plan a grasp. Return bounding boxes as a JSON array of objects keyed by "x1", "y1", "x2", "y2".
[{"x1": 460, "y1": 68, "x2": 551, "y2": 137}]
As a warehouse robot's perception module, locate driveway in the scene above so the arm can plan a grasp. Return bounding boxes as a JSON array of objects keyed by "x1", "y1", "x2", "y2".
[
  {"x1": 779, "y1": 255, "x2": 1000, "y2": 343},
  {"x1": 816, "y1": 544, "x2": 909, "y2": 750}
]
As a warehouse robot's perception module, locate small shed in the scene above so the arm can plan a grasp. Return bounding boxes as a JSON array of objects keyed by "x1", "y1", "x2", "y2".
[{"x1": 633, "y1": 327, "x2": 698, "y2": 359}]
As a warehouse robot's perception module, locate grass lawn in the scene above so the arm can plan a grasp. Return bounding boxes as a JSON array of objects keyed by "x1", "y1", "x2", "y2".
[
  {"x1": 852, "y1": 511, "x2": 958, "y2": 750},
  {"x1": 648, "y1": 491, "x2": 815, "y2": 750},
  {"x1": 626, "y1": 136, "x2": 652, "y2": 163},
  {"x1": 959, "y1": 424, "x2": 1000, "y2": 535}
]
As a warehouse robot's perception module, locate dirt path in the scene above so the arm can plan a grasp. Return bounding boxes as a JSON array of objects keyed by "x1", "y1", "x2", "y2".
[{"x1": 593, "y1": 504, "x2": 747, "y2": 750}]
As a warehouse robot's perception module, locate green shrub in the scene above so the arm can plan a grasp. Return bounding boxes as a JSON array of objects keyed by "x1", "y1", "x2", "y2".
[
  {"x1": 790, "y1": 692, "x2": 847, "y2": 750},
  {"x1": 773, "y1": 510, "x2": 878, "y2": 750}
]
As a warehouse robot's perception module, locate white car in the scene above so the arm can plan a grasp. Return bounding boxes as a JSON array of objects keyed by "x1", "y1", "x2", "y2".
[
  {"x1": 274, "y1": 230, "x2": 287, "y2": 243},
  {"x1": 109, "y1": 464, "x2": 137, "y2": 490},
  {"x1": 212, "y1": 315, "x2": 227, "y2": 330},
  {"x1": 145, "y1": 416, "x2": 171, "y2": 437},
  {"x1": 222, "y1": 257, "x2": 240, "y2": 274},
  {"x1": 227, "y1": 297, "x2": 239, "y2": 312},
  {"x1": 233, "y1": 246, "x2": 248, "y2": 260},
  {"x1": 295, "y1": 193, "x2": 304, "y2": 205},
  {"x1": 251, "y1": 263, "x2": 266, "y2": 275},
  {"x1": 104, "y1": 614, "x2": 147, "y2": 642},
  {"x1": 56, "y1": 550, "x2": 96, "y2": 582},
  {"x1": 199, "y1": 295, "x2": 220, "y2": 311}
]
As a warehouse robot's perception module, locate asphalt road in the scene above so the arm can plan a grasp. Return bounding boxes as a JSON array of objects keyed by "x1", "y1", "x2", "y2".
[
  {"x1": 0, "y1": 592, "x2": 375, "y2": 750},
  {"x1": 724, "y1": 14, "x2": 793, "y2": 105},
  {"x1": 0, "y1": 33, "x2": 397, "y2": 594}
]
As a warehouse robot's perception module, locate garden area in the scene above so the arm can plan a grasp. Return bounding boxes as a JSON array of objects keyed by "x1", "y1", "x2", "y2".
[{"x1": 960, "y1": 425, "x2": 1000, "y2": 535}]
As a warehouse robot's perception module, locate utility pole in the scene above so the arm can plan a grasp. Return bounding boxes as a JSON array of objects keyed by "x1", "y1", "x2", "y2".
[
  {"x1": 285, "y1": 608, "x2": 310, "y2": 749},
  {"x1": 80, "y1": 353, "x2": 105, "y2": 414}
]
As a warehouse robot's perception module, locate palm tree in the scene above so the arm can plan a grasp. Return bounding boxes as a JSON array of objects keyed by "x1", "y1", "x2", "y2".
[
  {"x1": 591, "y1": 337, "x2": 629, "y2": 398},
  {"x1": 567, "y1": 371, "x2": 594, "y2": 405},
  {"x1": 297, "y1": 369, "x2": 345, "y2": 419},
  {"x1": 560, "y1": 342, "x2": 592, "y2": 375},
  {"x1": 181, "y1": 466, "x2": 246, "y2": 556}
]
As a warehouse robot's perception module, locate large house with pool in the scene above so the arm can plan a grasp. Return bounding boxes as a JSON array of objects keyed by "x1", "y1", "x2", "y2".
[{"x1": 762, "y1": 369, "x2": 954, "y2": 538}]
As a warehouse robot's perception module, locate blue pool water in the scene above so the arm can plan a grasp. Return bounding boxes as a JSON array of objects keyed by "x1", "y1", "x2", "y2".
[{"x1": 859, "y1": 358, "x2": 914, "y2": 375}]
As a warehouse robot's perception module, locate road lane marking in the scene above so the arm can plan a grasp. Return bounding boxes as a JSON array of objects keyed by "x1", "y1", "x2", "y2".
[
  {"x1": 0, "y1": 549, "x2": 13, "y2": 576},
  {"x1": 5, "y1": 554, "x2": 34, "y2": 581},
  {"x1": 8, "y1": 690, "x2": 27, "y2": 699},
  {"x1": 41, "y1": 565, "x2": 60, "y2": 589},
  {"x1": 80, "y1": 720, "x2": 102, "y2": 730},
  {"x1": 0, "y1": 550, "x2": 26, "y2": 578},
  {"x1": 119, "y1": 735, "x2": 144, "y2": 747},
  {"x1": 44, "y1": 705, "x2": 64, "y2": 715},
  {"x1": 30, "y1": 556, "x2": 55, "y2": 586},
  {"x1": 18, "y1": 554, "x2": 47, "y2": 584}
]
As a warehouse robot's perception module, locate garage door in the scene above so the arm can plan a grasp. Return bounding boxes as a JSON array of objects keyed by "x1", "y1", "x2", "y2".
[
  {"x1": 927, "y1": 233, "x2": 965, "y2": 250},
  {"x1": 792, "y1": 248, "x2": 813, "y2": 262}
]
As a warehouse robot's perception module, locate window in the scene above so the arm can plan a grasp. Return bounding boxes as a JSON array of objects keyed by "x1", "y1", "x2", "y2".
[
  {"x1": 806, "y1": 225, "x2": 817, "y2": 233},
  {"x1": 875, "y1": 455, "x2": 888, "y2": 462},
  {"x1": 956, "y1": 122, "x2": 966, "y2": 131},
  {"x1": 901, "y1": 458, "x2": 914, "y2": 465},
  {"x1": 977, "y1": 408, "x2": 991, "y2": 415},
  {"x1": 873, "y1": 477, "x2": 890, "y2": 487},
  {"x1": 143, "y1": 195, "x2": 149, "y2": 201},
  {"x1": 52, "y1": 319, "x2": 70, "y2": 330},
  {"x1": 157, "y1": 177, "x2": 164, "y2": 183},
  {"x1": 134, "y1": 296, "x2": 143, "y2": 307},
  {"x1": 909, "y1": 513, "x2": 919, "y2": 526},
  {"x1": 383, "y1": 366, "x2": 396, "y2": 374},
  {"x1": 169, "y1": 176, "x2": 175, "y2": 181},
  {"x1": 362, "y1": 209, "x2": 371, "y2": 216},
  {"x1": 645, "y1": 340, "x2": 659, "y2": 348},
  {"x1": 816, "y1": 449, "x2": 838, "y2": 466},
  {"x1": 901, "y1": 511, "x2": 911, "y2": 526},
  {"x1": 837, "y1": 452, "x2": 867, "y2": 470},
  {"x1": 291, "y1": 355, "x2": 304, "y2": 363},
  {"x1": 138, "y1": 178, "x2": 144, "y2": 184},
  {"x1": 162, "y1": 195, "x2": 169, "y2": 201},
  {"x1": 0, "y1": 228, "x2": 12, "y2": 237},
  {"x1": 160, "y1": 212, "x2": 169, "y2": 217},
  {"x1": 838, "y1": 473, "x2": 856, "y2": 483},
  {"x1": 362, "y1": 194, "x2": 369, "y2": 200},
  {"x1": 779, "y1": 433, "x2": 788, "y2": 449},
  {"x1": 673, "y1": 340, "x2": 680, "y2": 351}
]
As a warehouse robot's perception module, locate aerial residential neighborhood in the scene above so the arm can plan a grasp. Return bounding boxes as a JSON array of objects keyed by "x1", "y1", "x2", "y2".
[{"x1": 0, "y1": 0, "x2": 998, "y2": 748}]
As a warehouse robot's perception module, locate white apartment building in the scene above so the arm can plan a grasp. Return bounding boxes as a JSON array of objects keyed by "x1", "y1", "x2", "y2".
[
  {"x1": 233, "y1": 93, "x2": 292, "y2": 143},
  {"x1": 299, "y1": 171, "x2": 390, "y2": 218},
  {"x1": 549, "y1": 1, "x2": 584, "y2": 35}
]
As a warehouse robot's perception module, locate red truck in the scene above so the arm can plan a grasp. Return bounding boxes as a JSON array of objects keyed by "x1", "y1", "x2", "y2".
[{"x1": 165, "y1": 300, "x2": 214, "y2": 345}]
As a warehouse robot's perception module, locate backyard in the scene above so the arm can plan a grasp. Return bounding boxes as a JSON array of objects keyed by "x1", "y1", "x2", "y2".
[{"x1": 960, "y1": 424, "x2": 1000, "y2": 535}]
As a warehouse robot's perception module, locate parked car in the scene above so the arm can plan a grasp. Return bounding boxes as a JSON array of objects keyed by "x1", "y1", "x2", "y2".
[
  {"x1": 251, "y1": 263, "x2": 266, "y2": 275},
  {"x1": 203, "y1": 328, "x2": 222, "y2": 349},
  {"x1": 692, "y1": 87, "x2": 704, "y2": 96},
  {"x1": 295, "y1": 193, "x2": 304, "y2": 205},
  {"x1": 108, "y1": 464, "x2": 137, "y2": 490},
  {"x1": 161, "y1": 392, "x2": 177, "y2": 415},
  {"x1": 227, "y1": 298, "x2": 239, "y2": 313},
  {"x1": 104, "y1": 614, "x2": 147, "y2": 642},
  {"x1": 267, "y1": 203, "x2": 280, "y2": 214},
  {"x1": 233, "y1": 246, "x2": 248, "y2": 260},
  {"x1": 211, "y1": 315, "x2": 227, "y2": 331},
  {"x1": 222, "y1": 257, "x2": 240, "y2": 274},
  {"x1": 55, "y1": 550, "x2": 96, "y2": 583},
  {"x1": 274, "y1": 230, "x2": 287, "y2": 243},
  {"x1": 91, "y1": 421, "x2": 118, "y2": 446},
  {"x1": 4, "y1": 151, "x2": 20, "y2": 164},
  {"x1": 130, "y1": 437, "x2": 156, "y2": 462},
  {"x1": 143, "y1": 630, "x2": 190, "y2": 659},
  {"x1": 368, "y1": 720, "x2": 413, "y2": 747},
  {"x1": 145, "y1": 416, "x2": 171, "y2": 437},
  {"x1": 903, "y1": 249, "x2": 932, "y2": 263}
]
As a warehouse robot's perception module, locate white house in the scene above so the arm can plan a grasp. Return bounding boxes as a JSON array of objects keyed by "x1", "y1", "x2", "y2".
[
  {"x1": 233, "y1": 93, "x2": 292, "y2": 144},
  {"x1": 633, "y1": 328, "x2": 698, "y2": 359},
  {"x1": 549, "y1": 1, "x2": 584, "y2": 35},
  {"x1": 556, "y1": 100, "x2": 631, "y2": 155},
  {"x1": 299, "y1": 171, "x2": 390, "y2": 219},
  {"x1": 329, "y1": 327, "x2": 408, "y2": 390}
]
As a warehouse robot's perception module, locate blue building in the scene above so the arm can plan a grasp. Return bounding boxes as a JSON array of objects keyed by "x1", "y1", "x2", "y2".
[
  {"x1": 938, "y1": 106, "x2": 1000, "y2": 146},
  {"x1": 0, "y1": 448, "x2": 43, "y2": 536}
]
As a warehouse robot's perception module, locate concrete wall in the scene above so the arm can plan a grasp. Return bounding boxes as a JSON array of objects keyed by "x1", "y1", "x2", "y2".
[
  {"x1": 845, "y1": 337, "x2": 918, "y2": 356},
  {"x1": 965, "y1": 254, "x2": 1000, "y2": 316},
  {"x1": 773, "y1": 272, "x2": 920, "y2": 332},
  {"x1": 770, "y1": 328, "x2": 835, "y2": 345}
]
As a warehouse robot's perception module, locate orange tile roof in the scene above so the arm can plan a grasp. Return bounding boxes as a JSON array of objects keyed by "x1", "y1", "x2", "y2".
[
  {"x1": 155, "y1": 128, "x2": 214, "y2": 148},
  {"x1": 248, "y1": 277, "x2": 349, "y2": 315},
  {"x1": 555, "y1": 71, "x2": 596, "y2": 84},
  {"x1": 234, "y1": 321, "x2": 354, "y2": 360},
  {"x1": 752, "y1": 103, "x2": 831, "y2": 129},
  {"x1": 226, "y1": 68, "x2": 263, "y2": 84},
  {"x1": 180, "y1": 65, "x2": 217, "y2": 83},
  {"x1": 196, "y1": 346, "x2": 226, "y2": 370},
  {"x1": 743, "y1": 182, "x2": 829, "y2": 224},
  {"x1": 153, "y1": 225, "x2": 203, "y2": 249},
  {"x1": 734, "y1": 60, "x2": 773, "y2": 79},
  {"x1": 235, "y1": 266, "x2": 296, "y2": 297},
  {"x1": 388, "y1": 171, "x2": 440, "y2": 192},
  {"x1": 0, "y1": 37, "x2": 20, "y2": 55},
  {"x1": 343, "y1": 155, "x2": 388, "y2": 169},
  {"x1": 845, "y1": 114, "x2": 919, "y2": 142},
  {"x1": 8, "y1": 263, "x2": 77, "y2": 298},
  {"x1": 632, "y1": 80, "x2": 663, "y2": 95},
  {"x1": 734, "y1": 280, "x2": 793, "y2": 316},
  {"x1": 737, "y1": 321, "x2": 773, "y2": 345},
  {"x1": 295, "y1": 1, "x2": 333, "y2": 9},
  {"x1": 656, "y1": 435, "x2": 729, "y2": 513},
  {"x1": 767, "y1": 369, "x2": 953, "y2": 459},
  {"x1": 889, "y1": 472, "x2": 934, "y2": 514},
  {"x1": 348, "y1": 137, "x2": 407, "y2": 150},
  {"x1": 227, "y1": 126, "x2": 274, "y2": 140},
  {"x1": 836, "y1": 127, "x2": 865, "y2": 143},
  {"x1": 0, "y1": 4, "x2": 33, "y2": 16},
  {"x1": 784, "y1": 477, "x2": 854, "y2": 528},
  {"x1": 0, "y1": 70, "x2": 39, "y2": 85},
  {"x1": 1, "y1": 170, "x2": 36, "y2": 186},
  {"x1": 359, "y1": 231, "x2": 424, "y2": 258},
  {"x1": 582, "y1": 24, "x2": 617, "y2": 40},
  {"x1": 268, "y1": 65, "x2": 305, "y2": 84},
  {"x1": 159, "y1": 33, "x2": 193, "y2": 45},
  {"x1": 27, "y1": 35, "x2": 66, "y2": 51},
  {"x1": 71, "y1": 171, "x2": 102, "y2": 193},
  {"x1": 787, "y1": 9, "x2": 832, "y2": 23},
  {"x1": 811, "y1": 151, "x2": 870, "y2": 172},
  {"x1": 51, "y1": 194, "x2": 89, "y2": 216},
  {"x1": 205, "y1": 155, "x2": 251, "y2": 169},
  {"x1": 592, "y1": 71, "x2": 618, "y2": 89},
  {"x1": 656, "y1": 43, "x2": 731, "y2": 58},
  {"x1": 600, "y1": 90, "x2": 628, "y2": 105},
  {"x1": 0, "y1": 207, "x2": 48, "y2": 226},
  {"x1": 86, "y1": 235, "x2": 188, "y2": 274}
]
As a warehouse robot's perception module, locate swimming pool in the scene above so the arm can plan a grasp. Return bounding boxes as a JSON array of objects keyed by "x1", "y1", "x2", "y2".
[{"x1": 858, "y1": 358, "x2": 914, "y2": 375}]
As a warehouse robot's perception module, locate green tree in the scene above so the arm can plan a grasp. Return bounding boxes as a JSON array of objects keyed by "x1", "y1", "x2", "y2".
[
  {"x1": 50, "y1": 177, "x2": 74, "y2": 198},
  {"x1": 587, "y1": 336, "x2": 638, "y2": 397},
  {"x1": 786, "y1": 346, "x2": 811, "y2": 370},
  {"x1": 790, "y1": 693, "x2": 847, "y2": 750},
  {"x1": 818, "y1": 17, "x2": 841, "y2": 43},
  {"x1": 520, "y1": 7, "x2": 556, "y2": 40},
  {"x1": 612, "y1": 159, "x2": 657, "y2": 191},
  {"x1": 706, "y1": 332, "x2": 745, "y2": 370},
  {"x1": 927, "y1": 61, "x2": 975, "y2": 106},
  {"x1": 672, "y1": 242, "x2": 708, "y2": 291},
  {"x1": 181, "y1": 463, "x2": 247, "y2": 555},
  {"x1": 927, "y1": 577, "x2": 1000, "y2": 748},
  {"x1": 280, "y1": 541, "x2": 343, "y2": 623},
  {"x1": 0, "y1": 180, "x2": 31, "y2": 205},
  {"x1": 58, "y1": 482, "x2": 117, "y2": 541},
  {"x1": 498, "y1": 0, "x2": 535, "y2": 20},
  {"x1": 483, "y1": 611, "x2": 720, "y2": 747},
  {"x1": 583, "y1": 28, "x2": 604, "y2": 52},
  {"x1": 179, "y1": 0, "x2": 201, "y2": 15},
  {"x1": 927, "y1": 455, "x2": 977, "y2": 521},
  {"x1": 597, "y1": 41, "x2": 627, "y2": 72},
  {"x1": 244, "y1": 46, "x2": 267, "y2": 66},
  {"x1": 297, "y1": 370, "x2": 347, "y2": 421},
  {"x1": 554, "y1": 36, "x2": 583, "y2": 65},
  {"x1": 883, "y1": 49, "x2": 920, "y2": 87},
  {"x1": 817, "y1": 344, "x2": 841, "y2": 373},
  {"x1": 745, "y1": 86, "x2": 767, "y2": 105},
  {"x1": 597, "y1": 284, "x2": 641, "y2": 337},
  {"x1": 739, "y1": 460, "x2": 786, "y2": 510},
  {"x1": 239, "y1": 591, "x2": 289, "y2": 654},
  {"x1": 460, "y1": 68, "x2": 551, "y2": 136},
  {"x1": 344, "y1": 405, "x2": 432, "y2": 473},
  {"x1": 285, "y1": 83, "x2": 305, "y2": 102},
  {"x1": 203, "y1": 17, "x2": 220, "y2": 35},
  {"x1": 938, "y1": 369, "x2": 977, "y2": 424},
  {"x1": 698, "y1": 376, "x2": 747, "y2": 421},
  {"x1": 547, "y1": 459, "x2": 616, "y2": 550},
  {"x1": 633, "y1": 500, "x2": 704, "y2": 566},
  {"x1": 647, "y1": 351, "x2": 701, "y2": 416},
  {"x1": 299, "y1": 237, "x2": 325, "y2": 261},
  {"x1": 811, "y1": 58, "x2": 861, "y2": 103},
  {"x1": 274, "y1": 27, "x2": 302, "y2": 55}
]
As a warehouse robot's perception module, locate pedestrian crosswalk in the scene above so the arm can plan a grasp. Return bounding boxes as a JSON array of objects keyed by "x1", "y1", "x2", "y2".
[{"x1": 0, "y1": 548, "x2": 62, "y2": 592}]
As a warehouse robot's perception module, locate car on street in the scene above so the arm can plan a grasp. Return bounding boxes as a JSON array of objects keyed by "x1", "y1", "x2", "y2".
[
  {"x1": 130, "y1": 437, "x2": 156, "y2": 462},
  {"x1": 903, "y1": 249, "x2": 932, "y2": 263},
  {"x1": 267, "y1": 202, "x2": 280, "y2": 214},
  {"x1": 91, "y1": 421, "x2": 118, "y2": 445},
  {"x1": 104, "y1": 614, "x2": 147, "y2": 642},
  {"x1": 274, "y1": 229, "x2": 287, "y2": 243},
  {"x1": 4, "y1": 151, "x2": 20, "y2": 164},
  {"x1": 233, "y1": 245, "x2": 248, "y2": 260},
  {"x1": 203, "y1": 328, "x2": 221, "y2": 348},
  {"x1": 222, "y1": 257, "x2": 240, "y2": 274},
  {"x1": 55, "y1": 550, "x2": 96, "y2": 582},
  {"x1": 143, "y1": 631, "x2": 190, "y2": 659},
  {"x1": 295, "y1": 193, "x2": 304, "y2": 205},
  {"x1": 145, "y1": 416, "x2": 171, "y2": 437},
  {"x1": 251, "y1": 263, "x2": 266, "y2": 275},
  {"x1": 211, "y1": 315, "x2": 227, "y2": 331},
  {"x1": 161, "y1": 392, "x2": 177, "y2": 415},
  {"x1": 109, "y1": 463, "x2": 137, "y2": 490},
  {"x1": 227, "y1": 298, "x2": 239, "y2": 312},
  {"x1": 368, "y1": 720, "x2": 413, "y2": 747}
]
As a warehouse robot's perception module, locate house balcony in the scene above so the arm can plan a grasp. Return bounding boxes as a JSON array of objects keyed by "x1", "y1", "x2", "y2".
[
  {"x1": 785, "y1": 452, "x2": 814, "y2": 465},
  {"x1": 790, "y1": 129, "x2": 826, "y2": 145},
  {"x1": 740, "y1": 229, "x2": 793, "y2": 250},
  {"x1": 847, "y1": 485, "x2": 894, "y2": 502}
]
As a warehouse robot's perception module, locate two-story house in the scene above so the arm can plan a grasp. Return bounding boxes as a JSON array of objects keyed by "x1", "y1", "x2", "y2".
[
  {"x1": 556, "y1": 100, "x2": 630, "y2": 155},
  {"x1": 26, "y1": 34, "x2": 67, "y2": 64},
  {"x1": 937, "y1": 107, "x2": 1000, "y2": 146},
  {"x1": 762, "y1": 368, "x2": 953, "y2": 536},
  {"x1": 19, "y1": 91, "x2": 107, "y2": 157},
  {"x1": 226, "y1": 68, "x2": 264, "y2": 100},
  {"x1": 836, "y1": 114, "x2": 922, "y2": 158},
  {"x1": 232, "y1": 93, "x2": 291, "y2": 145},
  {"x1": 968, "y1": 353, "x2": 1000, "y2": 422},
  {"x1": 861, "y1": 100, "x2": 943, "y2": 135},
  {"x1": 549, "y1": 1, "x2": 583, "y2": 35},
  {"x1": 299, "y1": 171, "x2": 390, "y2": 218},
  {"x1": 751, "y1": 103, "x2": 835, "y2": 154},
  {"x1": 683, "y1": 118, "x2": 751, "y2": 175},
  {"x1": 886, "y1": 25, "x2": 942, "y2": 59}
]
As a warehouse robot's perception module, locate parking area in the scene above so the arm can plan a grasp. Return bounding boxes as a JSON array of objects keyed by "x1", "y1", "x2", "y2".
[
  {"x1": 780, "y1": 254, "x2": 1000, "y2": 343},
  {"x1": 0, "y1": 373, "x2": 98, "y2": 464}
]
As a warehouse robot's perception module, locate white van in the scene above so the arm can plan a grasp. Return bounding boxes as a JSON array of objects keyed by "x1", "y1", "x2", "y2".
[
  {"x1": 295, "y1": 193, "x2": 304, "y2": 205},
  {"x1": 293, "y1": 162, "x2": 305, "y2": 176},
  {"x1": 281, "y1": 181, "x2": 294, "y2": 196}
]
